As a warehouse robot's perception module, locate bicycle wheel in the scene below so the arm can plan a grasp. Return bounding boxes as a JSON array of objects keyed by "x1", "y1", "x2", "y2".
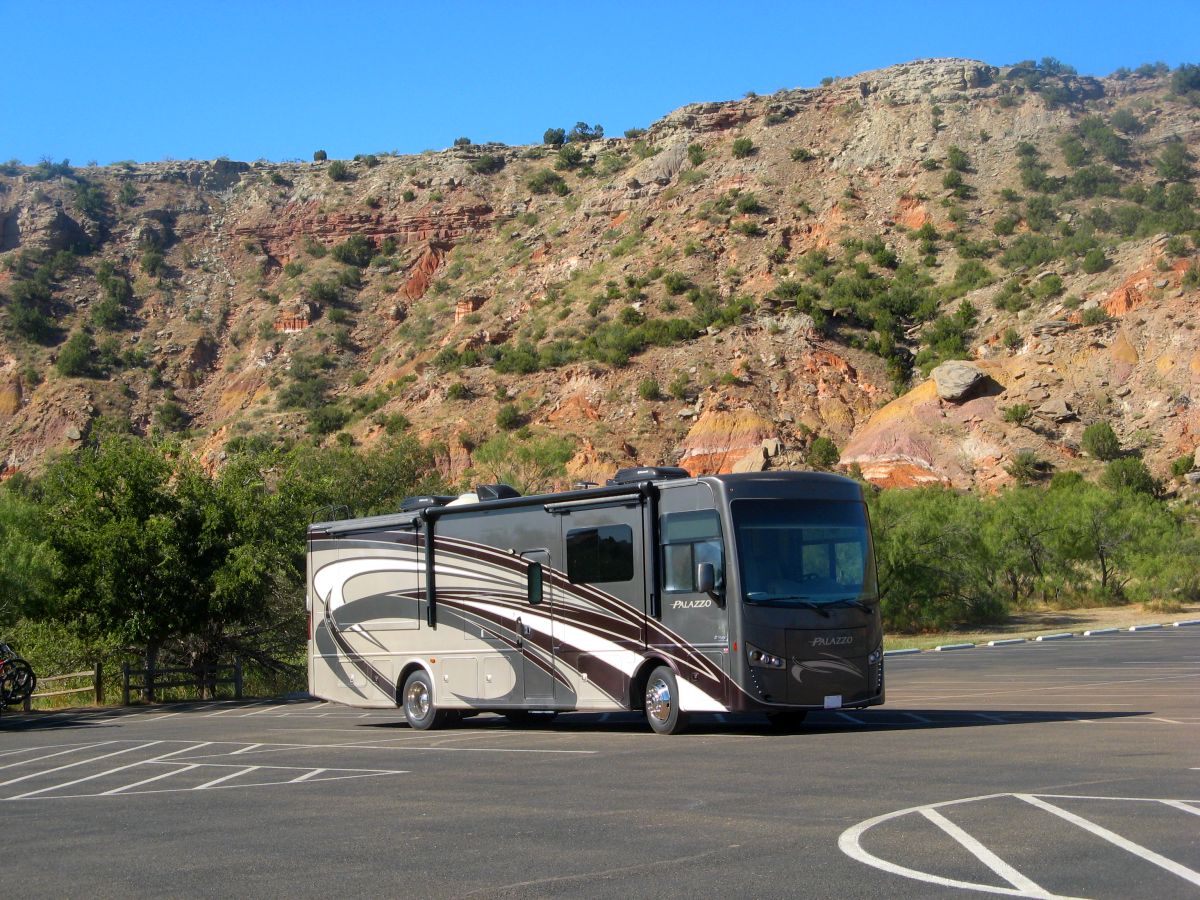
[{"x1": 2, "y1": 659, "x2": 36, "y2": 704}]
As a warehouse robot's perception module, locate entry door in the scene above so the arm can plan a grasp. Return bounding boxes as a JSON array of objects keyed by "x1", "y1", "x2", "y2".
[{"x1": 519, "y1": 550, "x2": 557, "y2": 703}]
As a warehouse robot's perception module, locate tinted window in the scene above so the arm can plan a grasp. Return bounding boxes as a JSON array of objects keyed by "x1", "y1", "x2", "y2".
[
  {"x1": 661, "y1": 510, "x2": 724, "y2": 593},
  {"x1": 566, "y1": 525, "x2": 634, "y2": 583}
]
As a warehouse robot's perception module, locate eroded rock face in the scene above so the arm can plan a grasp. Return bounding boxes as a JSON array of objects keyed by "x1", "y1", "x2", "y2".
[{"x1": 931, "y1": 361, "x2": 986, "y2": 402}]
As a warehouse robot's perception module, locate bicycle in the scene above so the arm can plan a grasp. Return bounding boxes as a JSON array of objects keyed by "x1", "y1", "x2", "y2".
[{"x1": 0, "y1": 642, "x2": 37, "y2": 709}]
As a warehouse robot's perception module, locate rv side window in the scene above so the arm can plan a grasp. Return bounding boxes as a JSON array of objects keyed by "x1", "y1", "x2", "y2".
[
  {"x1": 566, "y1": 525, "x2": 634, "y2": 584},
  {"x1": 660, "y1": 510, "x2": 724, "y2": 593}
]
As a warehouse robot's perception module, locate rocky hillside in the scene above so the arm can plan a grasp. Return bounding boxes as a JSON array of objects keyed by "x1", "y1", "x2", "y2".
[{"x1": 2, "y1": 57, "x2": 1199, "y2": 491}]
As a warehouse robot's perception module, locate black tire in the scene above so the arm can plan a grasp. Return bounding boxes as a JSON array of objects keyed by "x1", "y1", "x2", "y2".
[
  {"x1": 644, "y1": 665, "x2": 689, "y2": 735},
  {"x1": 503, "y1": 710, "x2": 558, "y2": 726},
  {"x1": 401, "y1": 670, "x2": 449, "y2": 730},
  {"x1": 766, "y1": 710, "x2": 808, "y2": 732}
]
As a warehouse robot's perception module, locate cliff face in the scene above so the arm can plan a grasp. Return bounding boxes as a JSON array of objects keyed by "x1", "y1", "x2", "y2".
[{"x1": 1, "y1": 58, "x2": 1198, "y2": 490}]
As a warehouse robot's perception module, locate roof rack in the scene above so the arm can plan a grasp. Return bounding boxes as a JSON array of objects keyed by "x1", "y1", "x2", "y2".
[{"x1": 607, "y1": 466, "x2": 691, "y2": 485}]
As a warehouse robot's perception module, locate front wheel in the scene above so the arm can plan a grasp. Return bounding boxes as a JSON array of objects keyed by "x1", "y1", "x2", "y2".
[
  {"x1": 401, "y1": 670, "x2": 450, "y2": 730},
  {"x1": 644, "y1": 666, "x2": 689, "y2": 735}
]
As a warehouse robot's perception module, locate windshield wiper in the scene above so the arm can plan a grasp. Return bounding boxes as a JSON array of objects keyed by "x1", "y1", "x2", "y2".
[
  {"x1": 825, "y1": 597, "x2": 874, "y2": 614},
  {"x1": 744, "y1": 593, "x2": 830, "y2": 617}
]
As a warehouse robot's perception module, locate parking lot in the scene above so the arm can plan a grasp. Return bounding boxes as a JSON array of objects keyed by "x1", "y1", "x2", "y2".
[{"x1": 4, "y1": 629, "x2": 1198, "y2": 898}]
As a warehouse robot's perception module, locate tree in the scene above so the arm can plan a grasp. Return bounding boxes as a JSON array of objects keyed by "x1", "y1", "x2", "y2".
[
  {"x1": 1082, "y1": 421, "x2": 1121, "y2": 460},
  {"x1": 807, "y1": 436, "x2": 839, "y2": 469},
  {"x1": 567, "y1": 122, "x2": 603, "y2": 142},
  {"x1": 1081, "y1": 248, "x2": 1108, "y2": 274},
  {"x1": 313, "y1": 150, "x2": 327, "y2": 162},
  {"x1": 470, "y1": 433, "x2": 574, "y2": 494},
  {"x1": 453, "y1": 136, "x2": 471, "y2": 147},
  {"x1": 543, "y1": 128, "x2": 566, "y2": 146},
  {"x1": 556, "y1": 144, "x2": 584, "y2": 169},
  {"x1": 330, "y1": 234, "x2": 375, "y2": 268},
  {"x1": 0, "y1": 489, "x2": 58, "y2": 630}
]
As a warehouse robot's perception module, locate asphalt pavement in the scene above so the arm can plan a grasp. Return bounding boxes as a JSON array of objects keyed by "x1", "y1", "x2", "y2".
[{"x1": 3, "y1": 628, "x2": 1197, "y2": 898}]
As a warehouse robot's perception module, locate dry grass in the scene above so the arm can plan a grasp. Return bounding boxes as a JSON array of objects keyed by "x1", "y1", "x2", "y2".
[{"x1": 885, "y1": 602, "x2": 1200, "y2": 651}]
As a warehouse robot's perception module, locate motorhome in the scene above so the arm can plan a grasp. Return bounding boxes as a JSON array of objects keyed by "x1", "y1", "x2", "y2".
[{"x1": 307, "y1": 467, "x2": 884, "y2": 734}]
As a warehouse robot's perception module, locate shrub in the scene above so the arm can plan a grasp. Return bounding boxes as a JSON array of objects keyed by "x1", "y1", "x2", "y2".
[
  {"x1": 447, "y1": 382, "x2": 470, "y2": 400},
  {"x1": 313, "y1": 150, "x2": 327, "y2": 161},
  {"x1": 1001, "y1": 403, "x2": 1032, "y2": 425},
  {"x1": 734, "y1": 192, "x2": 762, "y2": 215},
  {"x1": 1156, "y1": 141, "x2": 1195, "y2": 182},
  {"x1": 1172, "y1": 453, "x2": 1195, "y2": 478},
  {"x1": 527, "y1": 169, "x2": 567, "y2": 195},
  {"x1": 687, "y1": 144, "x2": 706, "y2": 166},
  {"x1": 1110, "y1": 108, "x2": 1143, "y2": 134},
  {"x1": 638, "y1": 378, "x2": 662, "y2": 401},
  {"x1": 156, "y1": 400, "x2": 190, "y2": 432},
  {"x1": 731, "y1": 137, "x2": 754, "y2": 159},
  {"x1": 1005, "y1": 449, "x2": 1045, "y2": 484},
  {"x1": 556, "y1": 144, "x2": 584, "y2": 169},
  {"x1": 496, "y1": 403, "x2": 522, "y2": 430},
  {"x1": 307, "y1": 405, "x2": 350, "y2": 437},
  {"x1": 1081, "y1": 248, "x2": 1108, "y2": 274},
  {"x1": 1081, "y1": 307, "x2": 1110, "y2": 326},
  {"x1": 331, "y1": 235, "x2": 374, "y2": 267},
  {"x1": 543, "y1": 128, "x2": 565, "y2": 146},
  {"x1": 453, "y1": 137, "x2": 471, "y2": 147},
  {"x1": 402, "y1": 189, "x2": 416, "y2": 202},
  {"x1": 468, "y1": 154, "x2": 505, "y2": 175},
  {"x1": 327, "y1": 160, "x2": 351, "y2": 181},
  {"x1": 56, "y1": 330, "x2": 97, "y2": 377},
  {"x1": 1082, "y1": 421, "x2": 1121, "y2": 460},
  {"x1": 790, "y1": 147, "x2": 815, "y2": 162},
  {"x1": 1101, "y1": 458, "x2": 1159, "y2": 496},
  {"x1": 953, "y1": 259, "x2": 992, "y2": 290},
  {"x1": 946, "y1": 145, "x2": 969, "y2": 172}
]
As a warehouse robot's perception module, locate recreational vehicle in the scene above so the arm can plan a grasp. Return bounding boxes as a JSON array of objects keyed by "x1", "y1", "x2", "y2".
[{"x1": 307, "y1": 468, "x2": 884, "y2": 734}]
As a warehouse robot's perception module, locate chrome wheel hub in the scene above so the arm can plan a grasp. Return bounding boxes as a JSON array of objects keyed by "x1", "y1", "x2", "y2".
[
  {"x1": 405, "y1": 681, "x2": 430, "y2": 719},
  {"x1": 646, "y1": 677, "x2": 672, "y2": 723}
]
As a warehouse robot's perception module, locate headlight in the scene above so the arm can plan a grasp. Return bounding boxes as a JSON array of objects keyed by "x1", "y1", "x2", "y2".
[
  {"x1": 747, "y1": 643, "x2": 786, "y2": 669},
  {"x1": 867, "y1": 646, "x2": 883, "y2": 665}
]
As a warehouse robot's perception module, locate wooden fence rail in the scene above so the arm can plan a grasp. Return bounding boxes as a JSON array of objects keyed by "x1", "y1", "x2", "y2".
[
  {"x1": 121, "y1": 658, "x2": 243, "y2": 705},
  {"x1": 21, "y1": 663, "x2": 104, "y2": 712}
]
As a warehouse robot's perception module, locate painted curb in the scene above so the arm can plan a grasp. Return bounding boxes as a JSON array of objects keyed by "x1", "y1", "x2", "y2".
[
  {"x1": 1083, "y1": 628, "x2": 1119, "y2": 636},
  {"x1": 986, "y1": 638, "x2": 1026, "y2": 647},
  {"x1": 1172, "y1": 619, "x2": 1200, "y2": 627},
  {"x1": 883, "y1": 648, "x2": 921, "y2": 656},
  {"x1": 1035, "y1": 632, "x2": 1074, "y2": 641},
  {"x1": 1128, "y1": 623, "x2": 1163, "y2": 632},
  {"x1": 934, "y1": 643, "x2": 975, "y2": 651}
]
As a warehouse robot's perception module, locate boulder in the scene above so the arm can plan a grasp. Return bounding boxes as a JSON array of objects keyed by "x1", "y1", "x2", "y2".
[
  {"x1": 1036, "y1": 398, "x2": 1076, "y2": 422},
  {"x1": 931, "y1": 360, "x2": 986, "y2": 402}
]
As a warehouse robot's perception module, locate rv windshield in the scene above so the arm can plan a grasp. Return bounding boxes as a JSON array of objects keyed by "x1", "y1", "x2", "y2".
[{"x1": 732, "y1": 499, "x2": 877, "y2": 605}]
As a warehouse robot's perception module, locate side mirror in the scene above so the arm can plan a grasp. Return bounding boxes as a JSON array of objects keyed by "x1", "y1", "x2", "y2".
[
  {"x1": 527, "y1": 562, "x2": 544, "y2": 606},
  {"x1": 697, "y1": 562, "x2": 723, "y2": 605}
]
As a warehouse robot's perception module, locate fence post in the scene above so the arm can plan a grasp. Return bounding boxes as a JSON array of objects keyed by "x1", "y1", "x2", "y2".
[
  {"x1": 234, "y1": 657, "x2": 243, "y2": 700},
  {"x1": 146, "y1": 657, "x2": 156, "y2": 704},
  {"x1": 122, "y1": 661, "x2": 130, "y2": 706},
  {"x1": 94, "y1": 661, "x2": 104, "y2": 705}
]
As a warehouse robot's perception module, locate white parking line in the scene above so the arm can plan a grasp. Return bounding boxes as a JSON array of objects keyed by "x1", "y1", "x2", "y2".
[
  {"x1": 0, "y1": 742, "x2": 116, "y2": 772},
  {"x1": 1160, "y1": 800, "x2": 1200, "y2": 817},
  {"x1": 920, "y1": 807, "x2": 1049, "y2": 897},
  {"x1": 9, "y1": 743, "x2": 211, "y2": 800},
  {"x1": 0, "y1": 742, "x2": 159, "y2": 788},
  {"x1": 289, "y1": 768, "x2": 326, "y2": 783},
  {"x1": 1015, "y1": 794, "x2": 1200, "y2": 888},
  {"x1": 101, "y1": 764, "x2": 201, "y2": 795},
  {"x1": 195, "y1": 766, "x2": 259, "y2": 790}
]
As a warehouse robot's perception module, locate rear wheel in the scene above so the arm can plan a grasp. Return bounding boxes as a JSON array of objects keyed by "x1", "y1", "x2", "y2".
[
  {"x1": 766, "y1": 710, "x2": 808, "y2": 732},
  {"x1": 644, "y1": 666, "x2": 689, "y2": 735},
  {"x1": 401, "y1": 670, "x2": 450, "y2": 730}
]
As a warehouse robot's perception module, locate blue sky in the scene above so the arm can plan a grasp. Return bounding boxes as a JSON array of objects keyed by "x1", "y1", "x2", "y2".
[{"x1": 3, "y1": 1, "x2": 1198, "y2": 165}]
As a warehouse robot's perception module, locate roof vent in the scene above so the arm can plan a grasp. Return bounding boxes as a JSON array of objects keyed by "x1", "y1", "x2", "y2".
[
  {"x1": 475, "y1": 483, "x2": 522, "y2": 501},
  {"x1": 607, "y1": 466, "x2": 691, "y2": 485},
  {"x1": 399, "y1": 495, "x2": 456, "y2": 513}
]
